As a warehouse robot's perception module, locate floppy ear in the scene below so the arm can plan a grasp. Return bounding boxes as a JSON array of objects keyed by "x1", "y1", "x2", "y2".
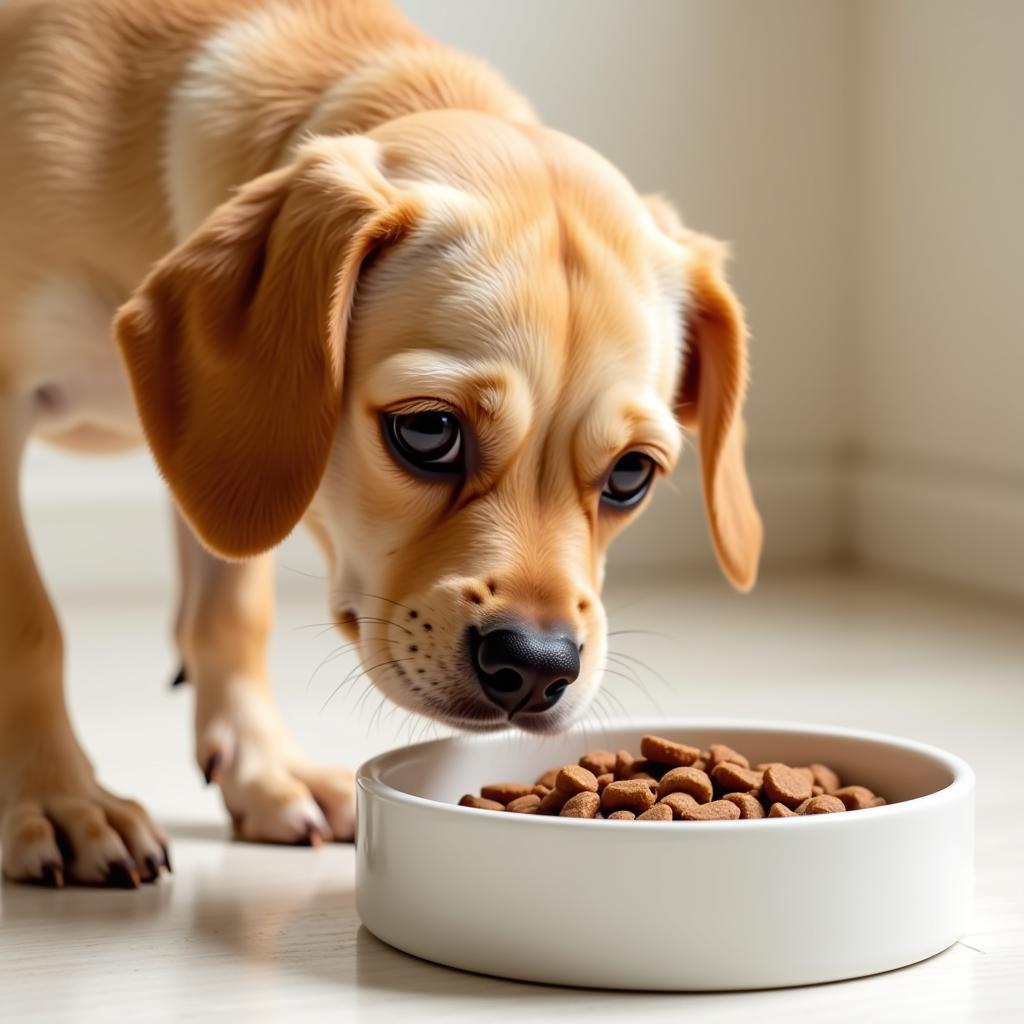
[
  {"x1": 645, "y1": 196, "x2": 763, "y2": 591},
  {"x1": 115, "y1": 137, "x2": 418, "y2": 558}
]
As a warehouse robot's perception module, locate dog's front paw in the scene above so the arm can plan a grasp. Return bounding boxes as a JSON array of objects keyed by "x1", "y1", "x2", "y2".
[
  {"x1": 0, "y1": 722, "x2": 169, "y2": 887},
  {"x1": 196, "y1": 681, "x2": 355, "y2": 844}
]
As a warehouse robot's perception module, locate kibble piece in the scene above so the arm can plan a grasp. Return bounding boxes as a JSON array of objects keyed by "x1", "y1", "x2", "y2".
[
  {"x1": 768, "y1": 802, "x2": 798, "y2": 817},
  {"x1": 680, "y1": 799, "x2": 741, "y2": 821},
  {"x1": 480, "y1": 782, "x2": 533, "y2": 804},
  {"x1": 535, "y1": 767, "x2": 561, "y2": 789},
  {"x1": 628, "y1": 773, "x2": 659, "y2": 785},
  {"x1": 601, "y1": 780, "x2": 656, "y2": 814},
  {"x1": 560, "y1": 791, "x2": 601, "y2": 818},
  {"x1": 811, "y1": 785, "x2": 824, "y2": 797},
  {"x1": 707, "y1": 743, "x2": 750, "y2": 770},
  {"x1": 794, "y1": 766, "x2": 815, "y2": 787},
  {"x1": 636, "y1": 803, "x2": 673, "y2": 821},
  {"x1": 833, "y1": 785, "x2": 880, "y2": 810},
  {"x1": 799, "y1": 794, "x2": 846, "y2": 815},
  {"x1": 657, "y1": 766, "x2": 714, "y2": 804},
  {"x1": 555, "y1": 764, "x2": 599, "y2": 795},
  {"x1": 579, "y1": 750, "x2": 617, "y2": 776},
  {"x1": 607, "y1": 810, "x2": 636, "y2": 821},
  {"x1": 459, "y1": 794, "x2": 505, "y2": 811},
  {"x1": 711, "y1": 762, "x2": 764, "y2": 793},
  {"x1": 762, "y1": 764, "x2": 814, "y2": 808},
  {"x1": 723, "y1": 792, "x2": 765, "y2": 819},
  {"x1": 531, "y1": 783, "x2": 551, "y2": 797},
  {"x1": 506, "y1": 793, "x2": 541, "y2": 813},
  {"x1": 536, "y1": 788, "x2": 570, "y2": 815},
  {"x1": 614, "y1": 750, "x2": 636, "y2": 780},
  {"x1": 640, "y1": 735, "x2": 701, "y2": 768},
  {"x1": 809, "y1": 763, "x2": 841, "y2": 794},
  {"x1": 659, "y1": 792, "x2": 698, "y2": 819},
  {"x1": 595, "y1": 772, "x2": 614, "y2": 790}
]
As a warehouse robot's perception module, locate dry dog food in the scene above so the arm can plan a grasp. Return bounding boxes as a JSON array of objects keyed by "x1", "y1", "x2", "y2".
[{"x1": 457, "y1": 735, "x2": 887, "y2": 822}]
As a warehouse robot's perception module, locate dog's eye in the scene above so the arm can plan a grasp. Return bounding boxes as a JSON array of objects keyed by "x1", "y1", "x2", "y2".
[
  {"x1": 386, "y1": 411, "x2": 463, "y2": 474},
  {"x1": 602, "y1": 451, "x2": 656, "y2": 507}
]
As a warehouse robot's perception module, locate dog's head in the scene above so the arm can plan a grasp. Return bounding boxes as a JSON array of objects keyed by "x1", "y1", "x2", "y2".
[{"x1": 116, "y1": 112, "x2": 761, "y2": 733}]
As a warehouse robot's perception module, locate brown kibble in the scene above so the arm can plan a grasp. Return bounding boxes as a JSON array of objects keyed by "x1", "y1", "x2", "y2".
[
  {"x1": 659, "y1": 792, "x2": 698, "y2": 819},
  {"x1": 680, "y1": 799, "x2": 741, "y2": 821},
  {"x1": 480, "y1": 782, "x2": 533, "y2": 804},
  {"x1": 833, "y1": 785, "x2": 880, "y2": 810},
  {"x1": 465, "y1": 741, "x2": 887, "y2": 822},
  {"x1": 707, "y1": 743, "x2": 750, "y2": 770},
  {"x1": 536, "y1": 788, "x2": 570, "y2": 815},
  {"x1": 579, "y1": 750, "x2": 617, "y2": 776},
  {"x1": 601, "y1": 780, "x2": 656, "y2": 814},
  {"x1": 556, "y1": 764, "x2": 599, "y2": 795},
  {"x1": 799, "y1": 795, "x2": 846, "y2": 815},
  {"x1": 762, "y1": 764, "x2": 814, "y2": 808},
  {"x1": 637, "y1": 803, "x2": 673, "y2": 821},
  {"x1": 657, "y1": 766, "x2": 714, "y2": 804},
  {"x1": 640, "y1": 735, "x2": 700, "y2": 768},
  {"x1": 560, "y1": 791, "x2": 601, "y2": 818},
  {"x1": 614, "y1": 750, "x2": 635, "y2": 780},
  {"x1": 710, "y1": 762, "x2": 763, "y2": 793},
  {"x1": 459, "y1": 794, "x2": 505, "y2": 811},
  {"x1": 506, "y1": 793, "x2": 541, "y2": 813},
  {"x1": 723, "y1": 792, "x2": 766, "y2": 819},
  {"x1": 628, "y1": 772, "x2": 659, "y2": 785},
  {"x1": 809, "y1": 763, "x2": 842, "y2": 794}
]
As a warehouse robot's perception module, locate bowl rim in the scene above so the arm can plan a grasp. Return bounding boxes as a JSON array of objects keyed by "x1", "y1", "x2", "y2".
[{"x1": 356, "y1": 716, "x2": 975, "y2": 831}]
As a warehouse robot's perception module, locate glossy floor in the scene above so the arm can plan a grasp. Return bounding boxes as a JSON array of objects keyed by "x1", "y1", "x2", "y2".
[{"x1": 1, "y1": 570, "x2": 1021, "y2": 1022}]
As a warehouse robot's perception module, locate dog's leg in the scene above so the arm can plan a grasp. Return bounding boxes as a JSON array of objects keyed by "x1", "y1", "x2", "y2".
[
  {"x1": 174, "y1": 511, "x2": 354, "y2": 843},
  {"x1": 0, "y1": 397, "x2": 167, "y2": 886}
]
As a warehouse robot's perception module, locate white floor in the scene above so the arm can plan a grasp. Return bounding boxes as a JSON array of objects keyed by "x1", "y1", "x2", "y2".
[{"x1": 1, "y1": 570, "x2": 1021, "y2": 1022}]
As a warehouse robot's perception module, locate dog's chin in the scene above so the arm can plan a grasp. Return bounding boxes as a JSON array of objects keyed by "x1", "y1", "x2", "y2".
[{"x1": 397, "y1": 689, "x2": 586, "y2": 736}]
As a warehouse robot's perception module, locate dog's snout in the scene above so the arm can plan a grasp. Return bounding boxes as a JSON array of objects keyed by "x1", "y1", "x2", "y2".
[{"x1": 470, "y1": 624, "x2": 580, "y2": 714}]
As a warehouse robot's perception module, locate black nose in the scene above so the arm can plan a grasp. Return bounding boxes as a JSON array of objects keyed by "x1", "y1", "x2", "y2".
[{"x1": 471, "y1": 624, "x2": 581, "y2": 714}]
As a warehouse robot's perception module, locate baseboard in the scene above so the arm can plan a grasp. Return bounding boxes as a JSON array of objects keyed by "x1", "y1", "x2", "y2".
[
  {"x1": 21, "y1": 447, "x2": 842, "y2": 598},
  {"x1": 850, "y1": 458, "x2": 1024, "y2": 599}
]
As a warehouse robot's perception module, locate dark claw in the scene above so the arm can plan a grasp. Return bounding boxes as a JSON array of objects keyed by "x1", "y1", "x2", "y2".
[
  {"x1": 40, "y1": 862, "x2": 64, "y2": 889},
  {"x1": 161, "y1": 843, "x2": 173, "y2": 874},
  {"x1": 142, "y1": 854, "x2": 160, "y2": 883},
  {"x1": 170, "y1": 664, "x2": 187, "y2": 688},
  {"x1": 106, "y1": 858, "x2": 141, "y2": 889},
  {"x1": 202, "y1": 751, "x2": 222, "y2": 786}
]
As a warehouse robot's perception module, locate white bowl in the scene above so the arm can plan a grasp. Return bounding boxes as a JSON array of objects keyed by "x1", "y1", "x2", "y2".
[{"x1": 355, "y1": 718, "x2": 974, "y2": 990}]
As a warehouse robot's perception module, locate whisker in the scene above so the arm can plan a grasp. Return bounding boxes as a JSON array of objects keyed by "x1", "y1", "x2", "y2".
[
  {"x1": 334, "y1": 589, "x2": 416, "y2": 614},
  {"x1": 319, "y1": 655, "x2": 413, "y2": 713},
  {"x1": 606, "y1": 649, "x2": 673, "y2": 692},
  {"x1": 606, "y1": 628, "x2": 676, "y2": 641}
]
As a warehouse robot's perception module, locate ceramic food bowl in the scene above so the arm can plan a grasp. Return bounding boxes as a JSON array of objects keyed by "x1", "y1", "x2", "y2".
[{"x1": 355, "y1": 718, "x2": 974, "y2": 990}]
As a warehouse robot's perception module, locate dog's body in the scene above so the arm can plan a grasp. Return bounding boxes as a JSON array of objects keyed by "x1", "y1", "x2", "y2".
[{"x1": 0, "y1": 0, "x2": 761, "y2": 886}]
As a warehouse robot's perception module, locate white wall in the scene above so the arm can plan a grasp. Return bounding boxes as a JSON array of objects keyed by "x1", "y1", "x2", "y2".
[{"x1": 849, "y1": 0, "x2": 1024, "y2": 595}]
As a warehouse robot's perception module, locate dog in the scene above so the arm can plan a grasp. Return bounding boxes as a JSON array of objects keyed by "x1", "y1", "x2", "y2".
[{"x1": 0, "y1": 0, "x2": 761, "y2": 887}]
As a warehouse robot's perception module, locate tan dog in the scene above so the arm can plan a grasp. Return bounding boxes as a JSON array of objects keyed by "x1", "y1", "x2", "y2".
[{"x1": 0, "y1": 0, "x2": 761, "y2": 887}]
